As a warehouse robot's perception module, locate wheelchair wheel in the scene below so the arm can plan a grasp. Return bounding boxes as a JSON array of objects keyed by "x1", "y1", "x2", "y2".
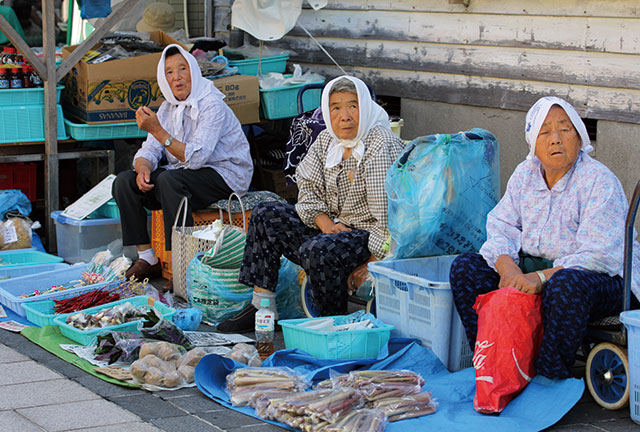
[{"x1": 585, "y1": 342, "x2": 630, "y2": 410}]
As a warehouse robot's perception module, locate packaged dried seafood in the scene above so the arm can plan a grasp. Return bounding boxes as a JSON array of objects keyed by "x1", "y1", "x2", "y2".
[
  {"x1": 322, "y1": 408, "x2": 387, "y2": 432},
  {"x1": 226, "y1": 367, "x2": 308, "y2": 406},
  {"x1": 270, "y1": 387, "x2": 364, "y2": 425},
  {"x1": 371, "y1": 392, "x2": 437, "y2": 421}
]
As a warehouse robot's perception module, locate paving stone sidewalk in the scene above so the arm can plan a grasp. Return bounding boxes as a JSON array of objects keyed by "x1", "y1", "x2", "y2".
[{"x1": 1, "y1": 320, "x2": 638, "y2": 431}]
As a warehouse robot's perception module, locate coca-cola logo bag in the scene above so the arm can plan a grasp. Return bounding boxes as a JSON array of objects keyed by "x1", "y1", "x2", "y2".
[{"x1": 472, "y1": 286, "x2": 544, "y2": 414}]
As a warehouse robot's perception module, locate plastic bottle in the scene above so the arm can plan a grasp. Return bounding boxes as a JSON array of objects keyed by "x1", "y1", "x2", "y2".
[
  {"x1": 9, "y1": 67, "x2": 22, "y2": 88},
  {"x1": 22, "y1": 65, "x2": 32, "y2": 88},
  {"x1": 5, "y1": 47, "x2": 16, "y2": 65},
  {"x1": 30, "y1": 67, "x2": 42, "y2": 87},
  {"x1": 0, "y1": 68, "x2": 9, "y2": 89},
  {"x1": 255, "y1": 298, "x2": 275, "y2": 360}
]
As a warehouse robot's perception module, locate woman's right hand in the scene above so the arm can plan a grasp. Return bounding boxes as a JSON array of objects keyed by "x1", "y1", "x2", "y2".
[
  {"x1": 315, "y1": 213, "x2": 351, "y2": 234},
  {"x1": 134, "y1": 161, "x2": 154, "y2": 193}
]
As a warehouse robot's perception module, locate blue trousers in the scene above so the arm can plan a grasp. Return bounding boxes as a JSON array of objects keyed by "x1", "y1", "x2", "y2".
[
  {"x1": 239, "y1": 202, "x2": 371, "y2": 315},
  {"x1": 450, "y1": 252, "x2": 623, "y2": 379}
]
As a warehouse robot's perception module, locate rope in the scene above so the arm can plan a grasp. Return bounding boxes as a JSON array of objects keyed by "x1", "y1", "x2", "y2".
[{"x1": 299, "y1": 22, "x2": 348, "y2": 76}]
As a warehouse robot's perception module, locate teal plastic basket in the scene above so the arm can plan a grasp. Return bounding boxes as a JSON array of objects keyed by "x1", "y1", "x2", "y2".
[
  {"x1": 0, "y1": 250, "x2": 64, "y2": 268},
  {"x1": 22, "y1": 300, "x2": 58, "y2": 326},
  {"x1": 279, "y1": 315, "x2": 393, "y2": 360},
  {"x1": 0, "y1": 85, "x2": 64, "y2": 105},
  {"x1": 260, "y1": 77, "x2": 324, "y2": 120},
  {"x1": 64, "y1": 119, "x2": 147, "y2": 141},
  {"x1": 90, "y1": 200, "x2": 151, "y2": 219},
  {"x1": 0, "y1": 104, "x2": 68, "y2": 143},
  {"x1": 228, "y1": 54, "x2": 289, "y2": 76},
  {"x1": 53, "y1": 295, "x2": 176, "y2": 345}
]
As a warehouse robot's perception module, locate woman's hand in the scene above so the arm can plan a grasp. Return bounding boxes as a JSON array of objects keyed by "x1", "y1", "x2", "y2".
[
  {"x1": 136, "y1": 106, "x2": 162, "y2": 134},
  {"x1": 507, "y1": 273, "x2": 543, "y2": 294},
  {"x1": 134, "y1": 160, "x2": 154, "y2": 193},
  {"x1": 315, "y1": 214, "x2": 351, "y2": 234}
]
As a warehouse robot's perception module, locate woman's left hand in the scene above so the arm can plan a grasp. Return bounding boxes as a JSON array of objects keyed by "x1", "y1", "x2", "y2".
[
  {"x1": 136, "y1": 106, "x2": 162, "y2": 134},
  {"x1": 347, "y1": 263, "x2": 369, "y2": 295},
  {"x1": 509, "y1": 273, "x2": 543, "y2": 294}
]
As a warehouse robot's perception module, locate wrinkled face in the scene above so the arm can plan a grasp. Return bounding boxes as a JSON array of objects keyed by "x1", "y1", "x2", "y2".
[
  {"x1": 164, "y1": 53, "x2": 191, "y2": 101},
  {"x1": 329, "y1": 91, "x2": 359, "y2": 140},
  {"x1": 534, "y1": 105, "x2": 581, "y2": 175}
]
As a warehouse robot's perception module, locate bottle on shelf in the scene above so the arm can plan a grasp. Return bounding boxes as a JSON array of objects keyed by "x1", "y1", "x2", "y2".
[
  {"x1": 0, "y1": 68, "x2": 9, "y2": 89},
  {"x1": 5, "y1": 47, "x2": 16, "y2": 65},
  {"x1": 255, "y1": 298, "x2": 275, "y2": 360},
  {"x1": 9, "y1": 67, "x2": 22, "y2": 88},
  {"x1": 22, "y1": 65, "x2": 32, "y2": 88},
  {"x1": 29, "y1": 67, "x2": 43, "y2": 88}
]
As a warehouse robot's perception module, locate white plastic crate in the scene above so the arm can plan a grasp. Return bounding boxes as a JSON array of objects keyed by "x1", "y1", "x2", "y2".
[{"x1": 369, "y1": 255, "x2": 473, "y2": 371}]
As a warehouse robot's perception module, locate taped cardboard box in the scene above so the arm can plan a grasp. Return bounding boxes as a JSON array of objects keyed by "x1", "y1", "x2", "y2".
[
  {"x1": 61, "y1": 31, "x2": 184, "y2": 124},
  {"x1": 212, "y1": 75, "x2": 260, "y2": 125}
]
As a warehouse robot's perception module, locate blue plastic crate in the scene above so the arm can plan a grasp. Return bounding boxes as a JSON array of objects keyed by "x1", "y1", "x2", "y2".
[
  {"x1": 53, "y1": 295, "x2": 176, "y2": 345},
  {"x1": 0, "y1": 264, "x2": 111, "y2": 317},
  {"x1": 620, "y1": 310, "x2": 640, "y2": 424},
  {"x1": 279, "y1": 315, "x2": 393, "y2": 360},
  {"x1": 21, "y1": 300, "x2": 58, "y2": 326},
  {"x1": 64, "y1": 119, "x2": 147, "y2": 141},
  {"x1": 260, "y1": 77, "x2": 324, "y2": 120},
  {"x1": 0, "y1": 262, "x2": 69, "y2": 281},
  {"x1": 0, "y1": 85, "x2": 64, "y2": 105},
  {"x1": 0, "y1": 104, "x2": 68, "y2": 143},
  {"x1": 228, "y1": 54, "x2": 289, "y2": 76},
  {"x1": 369, "y1": 255, "x2": 472, "y2": 372},
  {"x1": 0, "y1": 250, "x2": 64, "y2": 268}
]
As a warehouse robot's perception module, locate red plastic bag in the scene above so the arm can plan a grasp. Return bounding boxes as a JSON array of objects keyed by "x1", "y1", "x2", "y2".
[{"x1": 472, "y1": 286, "x2": 544, "y2": 414}]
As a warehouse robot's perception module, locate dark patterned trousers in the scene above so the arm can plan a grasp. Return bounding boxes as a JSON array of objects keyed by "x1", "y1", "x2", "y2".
[
  {"x1": 239, "y1": 202, "x2": 371, "y2": 315},
  {"x1": 450, "y1": 252, "x2": 623, "y2": 379}
]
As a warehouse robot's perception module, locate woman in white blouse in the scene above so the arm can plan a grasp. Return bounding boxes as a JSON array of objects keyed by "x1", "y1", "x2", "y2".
[
  {"x1": 449, "y1": 96, "x2": 640, "y2": 379},
  {"x1": 217, "y1": 76, "x2": 404, "y2": 333}
]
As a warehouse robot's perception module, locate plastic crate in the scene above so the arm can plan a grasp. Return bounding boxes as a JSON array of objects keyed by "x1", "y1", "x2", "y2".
[
  {"x1": 368, "y1": 255, "x2": 473, "y2": 372},
  {"x1": 53, "y1": 295, "x2": 176, "y2": 345},
  {"x1": 0, "y1": 264, "x2": 111, "y2": 317},
  {"x1": 0, "y1": 104, "x2": 68, "y2": 143},
  {"x1": 259, "y1": 77, "x2": 324, "y2": 120},
  {"x1": 0, "y1": 162, "x2": 37, "y2": 201},
  {"x1": 228, "y1": 54, "x2": 289, "y2": 76},
  {"x1": 22, "y1": 300, "x2": 58, "y2": 326},
  {"x1": 0, "y1": 250, "x2": 64, "y2": 268},
  {"x1": 0, "y1": 85, "x2": 64, "y2": 105},
  {"x1": 0, "y1": 262, "x2": 69, "y2": 280},
  {"x1": 90, "y1": 200, "x2": 151, "y2": 220},
  {"x1": 151, "y1": 208, "x2": 250, "y2": 279},
  {"x1": 620, "y1": 311, "x2": 640, "y2": 424},
  {"x1": 64, "y1": 118, "x2": 147, "y2": 141},
  {"x1": 279, "y1": 315, "x2": 394, "y2": 360}
]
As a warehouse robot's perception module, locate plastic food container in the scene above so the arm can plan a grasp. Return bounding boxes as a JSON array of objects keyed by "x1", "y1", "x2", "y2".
[
  {"x1": 279, "y1": 315, "x2": 394, "y2": 360},
  {"x1": 228, "y1": 54, "x2": 289, "y2": 76},
  {"x1": 259, "y1": 76, "x2": 324, "y2": 120},
  {"x1": 53, "y1": 295, "x2": 176, "y2": 345},
  {"x1": 368, "y1": 255, "x2": 473, "y2": 372},
  {"x1": 0, "y1": 262, "x2": 69, "y2": 281},
  {"x1": 0, "y1": 250, "x2": 64, "y2": 268}
]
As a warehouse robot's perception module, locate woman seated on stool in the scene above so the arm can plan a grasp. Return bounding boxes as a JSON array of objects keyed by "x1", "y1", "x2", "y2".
[
  {"x1": 450, "y1": 96, "x2": 640, "y2": 379},
  {"x1": 112, "y1": 44, "x2": 253, "y2": 284},
  {"x1": 217, "y1": 76, "x2": 404, "y2": 333}
]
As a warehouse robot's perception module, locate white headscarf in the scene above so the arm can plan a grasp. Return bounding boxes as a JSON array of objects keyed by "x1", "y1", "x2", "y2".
[
  {"x1": 524, "y1": 96, "x2": 594, "y2": 161},
  {"x1": 322, "y1": 76, "x2": 390, "y2": 169},
  {"x1": 156, "y1": 44, "x2": 225, "y2": 141}
]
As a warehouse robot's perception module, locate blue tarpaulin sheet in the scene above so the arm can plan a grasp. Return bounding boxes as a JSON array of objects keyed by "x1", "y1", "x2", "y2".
[{"x1": 194, "y1": 339, "x2": 584, "y2": 432}]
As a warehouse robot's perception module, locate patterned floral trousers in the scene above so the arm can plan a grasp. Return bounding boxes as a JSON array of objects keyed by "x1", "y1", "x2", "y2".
[
  {"x1": 450, "y1": 252, "x2": 623, "y2": 379},
  {"x1": 239, "y1": 202, "x2": 371, "y2": 315}
]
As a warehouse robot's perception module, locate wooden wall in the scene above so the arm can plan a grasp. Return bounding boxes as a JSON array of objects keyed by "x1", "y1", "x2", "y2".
[{"x1": 213, "y1": 0, "x2": 640, "y2": 124}]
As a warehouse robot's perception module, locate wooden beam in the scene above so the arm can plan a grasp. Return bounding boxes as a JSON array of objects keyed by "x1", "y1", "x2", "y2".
[
  {"x1": 0, "y1": 14, "x2": 46, "y2": 77},
  {"x1": 56, "y1": 0, "x2": 141, "y2": 82}
]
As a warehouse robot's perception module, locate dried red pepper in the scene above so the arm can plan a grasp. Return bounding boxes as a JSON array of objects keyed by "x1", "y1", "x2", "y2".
[{"x1": 54, "y1": 290, "x2": 120, "y2": 314}]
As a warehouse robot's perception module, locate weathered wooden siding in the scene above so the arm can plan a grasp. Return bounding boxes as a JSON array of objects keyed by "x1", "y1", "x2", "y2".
[{"x1": 213, "y1": 0, "x2": 640, "y2": 124}]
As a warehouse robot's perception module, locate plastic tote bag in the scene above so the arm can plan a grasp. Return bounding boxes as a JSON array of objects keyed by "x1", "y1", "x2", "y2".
[
  {"x1": 171, "y1": 194, "x2": 248, "y2": 300},
  {"x1": 472, "y1": 287, "x2": 544, "y2": 414},
  {"x1": 385, "y1": 128, "x2": 500, "y2": 259}
]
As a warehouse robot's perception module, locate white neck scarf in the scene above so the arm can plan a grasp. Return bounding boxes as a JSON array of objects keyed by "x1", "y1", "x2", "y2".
[
  {"x1": 524, "y1": 96, "x2": 594, "y2": 161},
  {"x1": 323, "y1": 76, "x2": 390, "y2": 169},
  {"x1": 156, "y1": 44, "x2": 225, "y2": 141}
]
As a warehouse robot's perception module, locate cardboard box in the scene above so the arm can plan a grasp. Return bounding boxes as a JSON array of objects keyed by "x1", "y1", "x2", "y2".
[
  {"x1": 212, "y1": 75, "x2": 260, "y2": 125},
  {"x1": 61, "y1": 31, "x2": 184, "y2": 124}
]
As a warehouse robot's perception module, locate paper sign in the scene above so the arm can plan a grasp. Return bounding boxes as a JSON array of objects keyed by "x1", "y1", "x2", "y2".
[
  {"x1": 0, "y1": 321, "x2": 29, "y2": 332},
  {"x1": 61, "y1": 174, "x2": 117, "y2": 220},
  {"x1": 0, "y1": 305, "x2": 7, "y2": 318}
]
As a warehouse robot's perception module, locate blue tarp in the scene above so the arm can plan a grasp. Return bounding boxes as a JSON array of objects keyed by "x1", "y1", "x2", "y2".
[{"x1": 194, "y1": 339, "x2": 584, "y2": 432}]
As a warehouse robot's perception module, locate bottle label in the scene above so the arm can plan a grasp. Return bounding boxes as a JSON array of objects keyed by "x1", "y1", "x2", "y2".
[
  {"x1": 10, "y1": 78, "x2": 22, "y2": 88},
  {"x1": 255, "y1": 312, "x2": 275, "y2": 332},
  {"x1": 32, "y1": 76, "x2": 42, "y2": 86},
  {"x1": 0, "y1": 79, "x2": 9, "y2": 89}
]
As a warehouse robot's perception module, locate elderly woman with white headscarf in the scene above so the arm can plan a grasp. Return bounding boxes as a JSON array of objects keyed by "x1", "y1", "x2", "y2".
[
  {"x1": 113, "y1": 44, "x2": 253, "y2": 283},
  {"x1": 449, "y1": 96, "x2": 640, "y2": 379},
  {"x1": 217, "y1": 76, "x2": 404, "y2": 333}
]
